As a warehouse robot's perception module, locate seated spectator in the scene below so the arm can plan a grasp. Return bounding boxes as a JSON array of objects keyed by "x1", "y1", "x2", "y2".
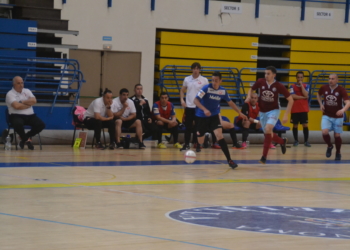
[
  {"x1": 153, "y1": 92, "x2": 182, "y2": 149},
  {"x1": 237, "y1": 93, "x2": 275, "y2": 149},
  {"x1": 130, "y1": 84, "x2": 157, "y2": 141},
  {"x1": 112, "y1": 88, "x2": 145, "y2": 149},
  {"x1": 83, "y1": 88, "x2": 115, "y2": 150},
  {"x1": 5, "y1": 76, "x2": 45, "y2": 150}
]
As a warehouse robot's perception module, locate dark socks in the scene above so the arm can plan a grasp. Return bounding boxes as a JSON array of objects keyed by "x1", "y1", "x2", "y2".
[
  {"x1": 322, "y1": 134, "x2": 332, "y2": 147},
  {"x1": 218, "y1": 138, "x2": 231, "y2": 162},
  {"x1": 242, "y1": 127, "x2": 249, "y2": 142},
  {"x1": 263, "y1": 134, "x2": 272, "y2": 158},
  {"x1": 335, "y1": 136, "x2": 342, "y2": 154},
  {"x1": 303, "y1": 127, "x2": 309, "y2": 142},
  {"x1": 229, "y1": 128, "x2": 239, "y2": 146},
  {"x1": 293, "y1": 127, "x2": 298, "y2": 142}
]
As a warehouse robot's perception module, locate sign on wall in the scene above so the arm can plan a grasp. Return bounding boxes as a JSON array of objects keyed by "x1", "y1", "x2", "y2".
[
  {"x1": 221, "y1": 3, "x2": 242, "y2": 14},
  {"x1": 314, "y1": 10, "x2": 333, "y2": 19}
]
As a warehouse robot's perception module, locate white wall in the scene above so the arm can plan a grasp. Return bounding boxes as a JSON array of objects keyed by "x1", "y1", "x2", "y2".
[{"x1": 55, "y1": 0, "x2": 350, "y2": 102}]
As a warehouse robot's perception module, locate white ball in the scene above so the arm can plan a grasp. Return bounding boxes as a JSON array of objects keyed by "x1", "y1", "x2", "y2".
[{"x1": 184, "y1": 150, "x2": 196, "y2": 164}]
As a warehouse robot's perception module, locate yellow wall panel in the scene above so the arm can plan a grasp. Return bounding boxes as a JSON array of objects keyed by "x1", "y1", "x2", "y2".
[
  {"x1": 283, "y1": 63, "x2": 350, "y2": 72},
  {"x1": 285, "y1": 39, "x2": 350, "y2": 53},
  {"x1": 158, "y1": 31, "x2": 258, "y2": 49},
  {"x1": 159, "y1": 44, "x2": 257, "y2": 62},
  {"x1": 155, "y1": 58, "x2": 257, "y2": 71},
  {"x1": 285, "y1": 51, "x2": 350, "y2": 65}
]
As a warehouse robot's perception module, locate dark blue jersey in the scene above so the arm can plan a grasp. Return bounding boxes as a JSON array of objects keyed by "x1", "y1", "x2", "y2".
[{"x1": 195, "y1": 84, "x2": 231, "y2": 117}]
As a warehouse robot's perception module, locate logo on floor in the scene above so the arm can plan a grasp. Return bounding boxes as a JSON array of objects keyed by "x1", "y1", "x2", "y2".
[{"x1": 166, "y1": 206, "x2": 350, "y2": 239}]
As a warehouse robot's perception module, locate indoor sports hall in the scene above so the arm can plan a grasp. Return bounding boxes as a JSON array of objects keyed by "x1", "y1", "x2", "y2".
[{"x1": 1, "y1": 0, "x2": 350, "y2": 250}]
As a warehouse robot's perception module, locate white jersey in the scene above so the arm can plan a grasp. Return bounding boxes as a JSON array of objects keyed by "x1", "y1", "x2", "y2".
[
  {"x1": 111, "y1": 97, "x2": 136, "y2": 118},
  {"x1": 183, "y1": 75, "x2": 209, "y2": 108},
  {"x1": 6, "y1": 88, "x2": 35, "y2": 115},
  {"x1": 84, "y1": 97, "x2": 108, "y2": 119}
]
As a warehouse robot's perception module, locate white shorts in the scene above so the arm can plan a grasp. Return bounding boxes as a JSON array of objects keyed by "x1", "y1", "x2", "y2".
[{"x1": 321, "y1": 115, "x2": 343, "y2": 134}]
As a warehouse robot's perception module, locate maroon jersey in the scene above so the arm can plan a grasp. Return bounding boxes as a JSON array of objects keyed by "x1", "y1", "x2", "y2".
[
  {"x1": 318, "y1": 85, "x2": 349, "y2": 118},
  {"x1": 252, "y1": 78, "x2": 291, "y2": 112}
]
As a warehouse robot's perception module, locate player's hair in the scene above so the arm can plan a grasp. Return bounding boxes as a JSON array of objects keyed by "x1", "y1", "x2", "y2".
[
  {"x1": 296, "y1": 71, "x2": 304, "y2": 77},
  {"x1": 160, "y1": 92, "x2": 169, "y2": 97},
  {"x1": 119, "y1": 88, "x2": 129, "y2": 95},
  {"x1": 212, "y1": 71, "x2": 222, "y2": 79},
  {"x1": 191, "y1": 62, "x2": 201, "y2": 70},
  {"x1": 102, "y1": 88, "x2": 112, "y2": 96},
  {"x1": 266, "y1": 66, "x2": 277, "y2": 74},
  {"x1": 134, "y1": 83, "x2": 142, "y2": 89}
]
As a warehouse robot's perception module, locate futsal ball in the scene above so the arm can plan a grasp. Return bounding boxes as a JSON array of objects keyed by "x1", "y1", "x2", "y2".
[{"x1": 184, "y1": 150, "x2": 196, "y2": 164}]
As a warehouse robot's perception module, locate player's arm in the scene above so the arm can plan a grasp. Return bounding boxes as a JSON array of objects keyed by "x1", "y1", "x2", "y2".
[
  {"x1": 227, "y1": 100, "x2": 247, "y2": 120},
  {"x1": 245, "y1": 88, "x2": 253, "y2": 103},
  {"x1": 193, "y1": 97, "x2": 210, "y2": 117},
  {"x1": 180, "y1": 85, "x2": 187, "y2": 108},
  {"x1": 299, "y1": 84, "x2": 309, "y2": 99},
  {"x1": 121, "y1": 112, "x2": 136, "y2": 121},
  {"x1": 289, "y1": 85, "x2": 306, "y2": 100},
  {"x1": 22, "y1": 97, "x2": 37, "y2": 106},
  {"x1": 336, "y1": 100, "x2": 350, "y2": 116},
  {"x1": 94, "y1": 112, "x2": 112, "y2": 121},
  {"x1": 316, "y1": 92, "x2": 324, "y2": 111}
]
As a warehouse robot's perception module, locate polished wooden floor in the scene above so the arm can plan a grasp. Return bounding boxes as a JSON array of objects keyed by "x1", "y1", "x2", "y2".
[{"x1": 1, "y1": 142, "x2": 350, "y2": 250}]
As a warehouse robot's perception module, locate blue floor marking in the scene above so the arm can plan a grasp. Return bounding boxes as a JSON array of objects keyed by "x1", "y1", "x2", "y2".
[
  {"x1": 254, "y1": 182, "x2": 350, "y2": 197},
  {"x1": 0, "y1": 159, "x2": 349, "y2": 168},
  {"x1": 0, "y1": 212, "x2": 229, "y2": 250}
]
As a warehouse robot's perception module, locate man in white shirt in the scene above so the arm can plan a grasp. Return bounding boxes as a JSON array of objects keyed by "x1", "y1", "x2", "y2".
[
  {"x1": 83, "y1": 88, "x2": 115, "y2": 149},
  {"x1": 112, "y1": 88, "x2": 145, "y2": 149},
  {"x1": 5, "y1": 76, "x2": 45, "y2": 150},
  {"x1": 179, "y1": 62, "x2": 209, "y2": 151}
]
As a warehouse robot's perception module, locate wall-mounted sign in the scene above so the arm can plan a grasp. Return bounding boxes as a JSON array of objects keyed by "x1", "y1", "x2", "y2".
[
  {"x1": 102, "y1": 36, "x2": 112, "y2": 41},
  {"x1": 221, "y1": 3, "x2": 242, "y2": 14},
  {"x1": 28, "y1": 27, "x2": 37, "y2": 32},
  {"x1": 314, "y1": 10, "x2": 333, "y2": 19},
  {"x1": 27, "y1": 42, "x2": 37, "y2": 47}
]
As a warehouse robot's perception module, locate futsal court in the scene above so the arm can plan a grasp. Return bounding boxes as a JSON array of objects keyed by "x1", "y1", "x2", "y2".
[{"x1": 1, "y1": 142, "x2": 350, "y2": 250}]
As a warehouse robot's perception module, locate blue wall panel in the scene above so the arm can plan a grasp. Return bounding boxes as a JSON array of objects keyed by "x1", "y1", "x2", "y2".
[
  {"x1": 0, "y1": 105, "x2": 74, "y2": 133},
  {"x1": 0, "y1": 49, "x2": 36, "y2": 57},
  {"x1": 0, "y1": 19, "x2": 37, "y2": 35},
  {"x1": 0, "y1": 34, "x2": 36, "y2": 50}
]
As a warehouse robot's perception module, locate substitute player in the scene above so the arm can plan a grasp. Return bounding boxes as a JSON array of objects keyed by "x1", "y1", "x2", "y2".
[
  {"x1": 180, "y1": 62, "x2": 209, "y2": 151},
  {"x1": 245, "y1": 66, "x2": 294, "y2": 164},
  {"x1": 316, "y1": 74, "x2": 350, "y2": 161},
  {"x1": 193, "y1": 71, "x2": 247, "y2": 169},
  {"x1": 289, "y1": 71, "x2": 311, "y2": 147}
]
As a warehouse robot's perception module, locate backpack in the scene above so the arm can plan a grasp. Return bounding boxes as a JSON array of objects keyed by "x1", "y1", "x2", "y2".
[{"x1": 72, "y1": 106, "x2": 86, "y2": 125}]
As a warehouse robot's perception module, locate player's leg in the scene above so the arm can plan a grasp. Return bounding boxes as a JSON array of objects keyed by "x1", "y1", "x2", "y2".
[
  {"x1": 291, "y1": 113, "x2": 299, "y2": 146},
  {"x1": 129, "y1": 119, "x2": 146, "y2": 149},
  {"x1": 195, "y1": 117, "x2": 207, "y2": 152},
  {"x1": 241, "y1": 119, "x2": 250, "y2": 148},
  {"x1": 155, "y1": 120, "x2": 166, "y2": 148},
  {"x1": 212, "y1": 116, "x2": 238, "y2": 169},
  {"x1": 114, "y1": 119, "x2": 123, "y2": 149},
  {"x1": 222, "y1": 120, "x2": 240, "y2": 148},
  {"x1": 102, "y1": 120, "x2": 116, "y2": 149},
  {"x1": 333, "y1": 118, "x2": 343, "y2": 160},
  {"x1": 321, "y1": 115, "x2": 333, "y2": 158},
  {"x1": 301, "y1": 112, "x2": 311, "y2": 147},
  {"x1": 181, "y1": 108, "x2": 195, "y2": 151}
]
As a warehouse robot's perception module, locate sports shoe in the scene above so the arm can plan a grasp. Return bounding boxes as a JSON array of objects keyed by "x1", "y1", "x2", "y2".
[
  {"x1": 108, "y1": 143, "x2": 115, "y2": 150},
  {"x1": 19, "y1": 140, "x2": 25, "y2": 149},
  {"x1": 280, "y1": 138, "x2": 287, "y2": 154},
  {"x1": 196, "y1": 143, "x2": 201, "y2": 152},
  {"x1": 232, "y1": 143, "x2": 242, "y2": 149},
  {"x1": 240, "y1": 142, "x2": 247, "y2": 149},
  {"x1": 180, "y1": 144, "x2": 190, "y2": 152},
  {"x1": 326, "y1": 145, "x2": 333, "y2": 158},
  {"x1": 259, "y1": 156, "x2": 266, "y2": 164},
  {"x1": 116, "y1": 142, "x2": 124, "y2": 149},
  {"x1": 193, "y1": 143, "x2": 202, "y2": 149},
  {"x1": 139, "y1": 142, "x2": 146, "y2": 149},
  {"x1": 304, "y1": 141, "x2": 311, "y2": 147},
  {"x1": 335, "y1": 153, "x2": 341, "y2": 161},
  {"x1": 293, "y1": 141, "x2": 299, "y2": 147},
  {"x1": 203, "y1": 133, "x2": 210, "y2": 148},
  {"x1": 211, "y1": 143, "x2": 221, "y2": 149},
  {"x1": 26, "y1": 139, "x2": 34, "y2": 150},
  {"x1": 228, "y1": 160, "x2": 238, "y2": 169},
  {"x1": 157, "y1": 142, "x2": 167, "y2": 149},
  {"x1": 95, "y1": 142, "x2": 105, "y2": 150},
  {"x1": 173, "y1": 142, "x2": 182, "y2": 149},
  {"x1": 269, "y1": 143, "x2": 276, "y2": 149}
]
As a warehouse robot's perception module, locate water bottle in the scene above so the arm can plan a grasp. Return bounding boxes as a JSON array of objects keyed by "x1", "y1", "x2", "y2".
[{"x1": 5, "y1": 135, "x2": 11, "y2": 151}]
